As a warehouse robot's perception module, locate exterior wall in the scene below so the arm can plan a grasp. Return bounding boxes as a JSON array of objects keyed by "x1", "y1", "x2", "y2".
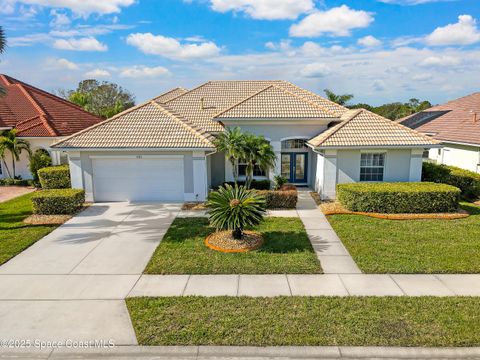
[
  {"x1": 316, "y1": 148, "x2": 424, "y2": 199},
  {"x1": 223, "y1": 123, "x2": 327, "y2": 186},
  {"x1": 210, "y1": 151, "x2": 225, "y2": 187},
  {"x1": 70, "y1": 150, "x2": 203, "y2": 202},
  {"x1": 0, "y1": 137, "x2": 65, "y2": 179},
  {"x1": 429, "y1": 143, "x2": 480, "y2": 173}
]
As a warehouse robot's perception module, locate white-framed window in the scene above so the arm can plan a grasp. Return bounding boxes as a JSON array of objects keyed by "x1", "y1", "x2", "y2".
[
  {"x1": 238, "y1": 163, "x2": 266, "y2": 177},
  {"x1": 282, "y1": 139, "x2": 307, "y2": 150},
  {"x1": 360, "y1": 153, "x2": 385, "y2": 181}
]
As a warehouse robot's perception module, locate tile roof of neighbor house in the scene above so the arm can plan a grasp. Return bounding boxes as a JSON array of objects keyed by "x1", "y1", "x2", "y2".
[
  {"x1": 0, "y1": 74, "x2": 103, "y2": 137},
  {"x1": 53, "y1": 80, "x2": 436, "y2": 150},
  {"x1": 308, "y1": 109, "x2": 440, "y2": 148},
  {"x1": 398, "y1": 92, "x2": 480, "y2": 146}
]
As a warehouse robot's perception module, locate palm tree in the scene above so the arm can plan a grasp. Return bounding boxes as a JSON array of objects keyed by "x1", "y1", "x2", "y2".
[
  {"x1": 213, "y1": 127, "x2": 246, "y2": 185},
  {"x1": 0, "y1": 26, "x2": 6, "y2": 97},
  {"x1": 0, "y1": 129, "x2": 31, "y2": 178},
  {"x1": 243, "y1": 134, "x2": 276, "y2": 189},
  {"x1": 324, "y1": 89, "x2": 354, "y2": 106}
]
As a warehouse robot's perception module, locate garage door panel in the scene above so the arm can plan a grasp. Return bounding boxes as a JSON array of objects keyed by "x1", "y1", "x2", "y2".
[{"x1": 92, "y1": 157, "x2": 184, "y2": 202}]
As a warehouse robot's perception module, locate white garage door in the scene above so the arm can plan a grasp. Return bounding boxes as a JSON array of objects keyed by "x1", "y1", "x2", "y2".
[{"x1": 92, "y1": 156, "x2": 184, "y2": 202}]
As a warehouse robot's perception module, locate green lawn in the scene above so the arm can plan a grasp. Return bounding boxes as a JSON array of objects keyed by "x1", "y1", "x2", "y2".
[
  {"x1": 328, "y1": 202, "x2": 480, "y2": 273},
  {"x1": 0, "y1": 193, "x2": 57, "y2": 265},
  {"x1": 144, "y1": 217, "x2": 321, "y2": 274},
  {"x1": 127, "y1": 296, "x2": 480, "y2": 346}
]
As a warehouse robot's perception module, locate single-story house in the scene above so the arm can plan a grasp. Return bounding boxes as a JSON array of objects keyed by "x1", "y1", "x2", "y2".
[
  {"x1": 0, "y1": 74, "x2": 103, "y2": 179},
  {"x1": 399, "y1": 92, "x2": 480, "y2": 173},
  {"x1": 52, "y1": 80, "x2": 439, "y2": 202}
]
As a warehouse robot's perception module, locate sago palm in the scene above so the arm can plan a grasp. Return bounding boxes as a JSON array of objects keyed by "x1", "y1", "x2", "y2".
[
  {"x1": 0, "y1": 26, "x2": 6, "y2": 97},
  {"x1": 213, "y1": 127, "x2": 245, "y2": 185},
  {"x1": 0, "y1": 129, "x2": 31, "y2": 178},
  {"x1": 207, "y1": 184, "x2": 266, "y2": 240}
]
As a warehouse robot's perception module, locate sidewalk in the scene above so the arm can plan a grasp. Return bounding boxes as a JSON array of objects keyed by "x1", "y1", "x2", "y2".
[{"x1": 5, "y1": 345, "x2": 480, "y2": 359}]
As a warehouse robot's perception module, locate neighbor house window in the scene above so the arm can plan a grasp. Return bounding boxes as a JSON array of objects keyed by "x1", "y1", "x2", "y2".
[
  {"x1": 360, "y1": 153, "x2": 385, "y2": 181},
  {"x1": 238, "y1": 163, "x2": 266, "y2": 177},
  {"x1": 282, "y1": 139, "x2": 307, "y2": 150}
]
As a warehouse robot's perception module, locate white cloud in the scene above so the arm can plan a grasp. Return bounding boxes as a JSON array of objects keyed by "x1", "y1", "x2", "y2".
[
  {"x1": 412, "y1": 73, "x2": 433, "y2": 81},
  {"x1": 420, "y1": 55, "x2": 461, "y2": 66},
  {"x1": 0, "y1": 0, "x2": 16, "y2": 14},
  {"x1": 425, "y1": 15, "x2": 480, "y2": 46},
  {"x1": 290, "y1": 5, "x2": 374, "y2": 37},
  {"x1": 13, "y1": 0, "x2": 135, "y2": 16},
  {"x1": 49, "y1": 9, "x2": 70, "y2": 29},
  {"x1": 126, "y1": 33, "x2": 221, "y2": 60},
  {"x1": 119, "y1": 65, "x2": 171, "y2": 78},
  {"x1": 379, "y1": 0, "x2": 457, "y2": 4},
  {"x1": 299, "y1": 63, "x2": 331, "y2": 78},
  {"x1": 55, "y1": 57, "x2": 78, "y2": 69},
  {"x1": 358, "y1": 35, "x2": 382, "y2": 47},
  {"x1": 84, "y1": 68, "x2": 111, "y2": 78},
  {"x1": 53, "y1": 37, "x2": 108, "y2": 51},
  {"x1": 372, "y1": 79, "x2": 386, "y2": 91},
  {"x1": 209, "y1": 0, "x2": 314, "y2": 20}
]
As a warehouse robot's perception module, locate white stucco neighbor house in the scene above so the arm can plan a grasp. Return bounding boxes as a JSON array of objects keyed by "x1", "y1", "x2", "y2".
[
  {"x1": 399, "y1": 92, "x2": 480, "y2": 174},
  {"x1": 0, "y1": 74, "x2": 103, "y2": 179},
  {"x1": 52, "y1": 80, "x2": 440, "y2": 202}
]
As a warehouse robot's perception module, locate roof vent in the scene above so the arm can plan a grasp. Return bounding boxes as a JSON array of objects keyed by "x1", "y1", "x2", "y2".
[
  {"x1": 200, "y1": 97, "x2": 205, "y2": 110},
  {"x1": 471, "y1": 110, "x2": 477, "y2": 124}
]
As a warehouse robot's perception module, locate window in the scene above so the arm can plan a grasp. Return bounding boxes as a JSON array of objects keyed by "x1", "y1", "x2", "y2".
[
  {"x1": 282, "y1": 139, "x2": 306, "y2": 150},
  {"x1": 238, "y1": 163, "x2": 266, "y2": 177},
  {"x1": 360, "y1": 153, "x2": 385, "y2": 181}
]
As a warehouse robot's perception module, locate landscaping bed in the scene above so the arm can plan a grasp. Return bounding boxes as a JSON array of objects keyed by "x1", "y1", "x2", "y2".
[
  {"x1": 144, "y1": 217, "x2": 321, "y2": 274},
  {"x1": 327, "y1": 202, "x2": 480, "y2": 273},
  {"x1": 127, "y1": 296, "x2": 480, "y2": 347},
  {"x1": 0, "y1": 193, "x2": 58, "y2": 265}
]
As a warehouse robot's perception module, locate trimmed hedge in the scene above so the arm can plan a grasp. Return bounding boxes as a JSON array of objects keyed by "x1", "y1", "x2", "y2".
[
  {"x1": 422, "y1": 162, "x2": 480, "y2": 199},
  {"x1": 223, "y1": 180, "x2": 271, "y2": 190},
  {"x1": 32, "y1": 189, "x2": 85, "y2": 215},
  {"x1": 38, "y1": 165, "x2": 71, "y2": 189},
  {"x1": 258, "y1": 189, "x2": 298, "y2": 209},
  {"x1": 0, "y1": 178, "x2": 32, "y2": 186},
  {"x1": 337, "y1": 182, "x2": 460, "y2": 214}
]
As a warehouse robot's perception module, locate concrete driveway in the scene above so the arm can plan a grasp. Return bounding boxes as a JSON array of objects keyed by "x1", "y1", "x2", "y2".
[{"x1": 0, "y1": 202, "x2": 181, "y2": 346}]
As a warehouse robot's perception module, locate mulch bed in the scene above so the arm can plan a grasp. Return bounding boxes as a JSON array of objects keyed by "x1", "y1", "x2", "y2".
[
  {"x1": 205, "y1": 230, "x2": 264, "y2": 253},
  {"x1": 319, "y1": 200, "x2": 469, "y2": 220},
  {"x1": 23, "y1": 214, "x2": 73, "y2": 225},
  {"x1": 182, "y1": 202, "x2": 207, "y2": 210}
]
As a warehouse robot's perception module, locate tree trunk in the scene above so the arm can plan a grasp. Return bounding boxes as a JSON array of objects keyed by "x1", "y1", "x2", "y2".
[
  {"x1": 232, "y1": 228, "x2": 242, "y2": 240},
  {"x1": 231, "y1": 158, "x2": 238, "y2": 185},
  {"x1": 11, "y1": 153, "x2": 15, "y2": 178}
]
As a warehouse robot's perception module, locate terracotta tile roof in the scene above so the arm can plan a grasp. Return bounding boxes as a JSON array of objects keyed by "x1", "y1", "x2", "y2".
[
  {"x1": 214, "y1": 85, "x2": 337, "y2": 119},
  {"x1": 154, "y1": 87, "x2": 188, "y2": 103},
  {"x1": 52, "y1": 100, "x2": 214, "y2": 149},
  {"x1": 0, "y1": 74, "x2": 103, "y2": 137},
  {"x1": 308, "y1": 109, "x2": 440, "y2": 148},
  {"x1": 398, "y1": 92, "x2": 480, "y2": 146}
]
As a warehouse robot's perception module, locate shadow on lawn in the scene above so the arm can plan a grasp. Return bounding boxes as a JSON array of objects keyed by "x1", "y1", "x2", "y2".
[{"x1": 165, "y1": 217, "x2": 313, "y2": 254}]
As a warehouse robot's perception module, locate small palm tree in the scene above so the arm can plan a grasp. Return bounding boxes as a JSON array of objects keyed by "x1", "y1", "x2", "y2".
[
  {"x1": 207, "y1": 184, "x2": 266, "y2": 240},
  {"x1": 213, "y1": 127, "x2": 245, "y2": 185},
  {"x1": 324, "y1": 89, "x2": 354, "y2": 106},
  {"x1": 243, "y1": 134, "x2": 276, "y2": 189},
  {"x1": 0, "y1": 26, "x2": 7, "y2": 97},
  {"x1": 0, "y1": 129, "x2": 31, "y2": 178}
]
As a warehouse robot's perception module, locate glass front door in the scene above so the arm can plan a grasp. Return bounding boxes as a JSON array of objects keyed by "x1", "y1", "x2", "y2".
[{"x1": 281, "y1": 153, "x2": 308, "y2": 183}]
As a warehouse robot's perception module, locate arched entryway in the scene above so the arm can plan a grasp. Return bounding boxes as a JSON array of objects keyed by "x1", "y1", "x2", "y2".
[{"x1": 280, "y1": 138, "x2": 308, "y2": 184}]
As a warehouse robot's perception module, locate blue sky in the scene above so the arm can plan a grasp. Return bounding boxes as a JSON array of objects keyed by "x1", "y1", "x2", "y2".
[{"x1": 1, "y1": 0, "x2": 479, "y2": 105}]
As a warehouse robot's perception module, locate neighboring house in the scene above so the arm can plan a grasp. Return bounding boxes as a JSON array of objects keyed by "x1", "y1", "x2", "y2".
[
  {"x1": 399, "y1": 93, "x2": 480, "y2": 173},
  {"x1": 0, "y1": 74, "x2": 103, "y2": 179},
  {"x1": 52, "y1": 80, "x2": 439, "y2": 202}
]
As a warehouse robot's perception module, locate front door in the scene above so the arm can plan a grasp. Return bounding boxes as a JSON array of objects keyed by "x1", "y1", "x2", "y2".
[{"x1": 281, "y1": 153, "x2": 308, "y2": 183}]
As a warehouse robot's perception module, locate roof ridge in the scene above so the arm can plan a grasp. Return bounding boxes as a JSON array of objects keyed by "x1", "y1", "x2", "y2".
[
  {"x1": 212, "y1": 85, "x2": 274, "y2": 118},
  {"x1": 151, "y1": 101, "x2": 213, "y2": 147},
  {"x1": 153, "y1": 87, "x2": 188, "y2": 102},
  {"x1": 164, "y1": 81, "x2": 213, "y2": 104},
  {"x1": 309, "y1": 109, "x2": 362, "y2": 146},
  {"x1": 280, "y1": 81, "x2": 349, "y2": 115},
  {"x1": 14, "y1": 83, "x2": 57, "y2": 136},
  {"x1": 52, "y1": 100, "x2": 154, "y2": 148}
]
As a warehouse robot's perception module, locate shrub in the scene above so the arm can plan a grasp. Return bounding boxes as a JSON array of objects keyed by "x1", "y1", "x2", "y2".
[
  {"x1": 31, "y1": 189, "x2": 85, "y2": 215},
  {"x1": 279, "y1": 184, "x2": 297, "y2": 191},
  {"x1": 223, "y1": 179, "x2": 271, "y2": 190},
  {"x1": 38, "y1": 165, "x2": 71, "y2": 189},
  {"x1": 0, "y1": 178, "x2": 32, "y2": 186},
  {"x1": 258, "y1": 188, "x2": 298, "y2": 209},
  {"x1": 207, "y1": 184, "x2": 266, "y2": 239},
  {"x1": 273, "y1": 175, "x2": 288, "y2": 190},
  {"x1": 337, "y1": 182, "x2": 460, "y2": 214},
  {"x1": 29, "y1": 149, "x2": 52, "y2": 187},
  {"x1": 422, "y1": 162, "x2": 480, "y2": 199}
]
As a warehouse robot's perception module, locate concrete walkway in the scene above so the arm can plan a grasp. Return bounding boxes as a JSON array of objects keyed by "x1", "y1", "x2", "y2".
[
  {"x1": 4, "y1": 345, "x2": 480, "y2": 359},
  {"x1": 0, "y1": 202, "x2": 181, "y2": 346}
]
